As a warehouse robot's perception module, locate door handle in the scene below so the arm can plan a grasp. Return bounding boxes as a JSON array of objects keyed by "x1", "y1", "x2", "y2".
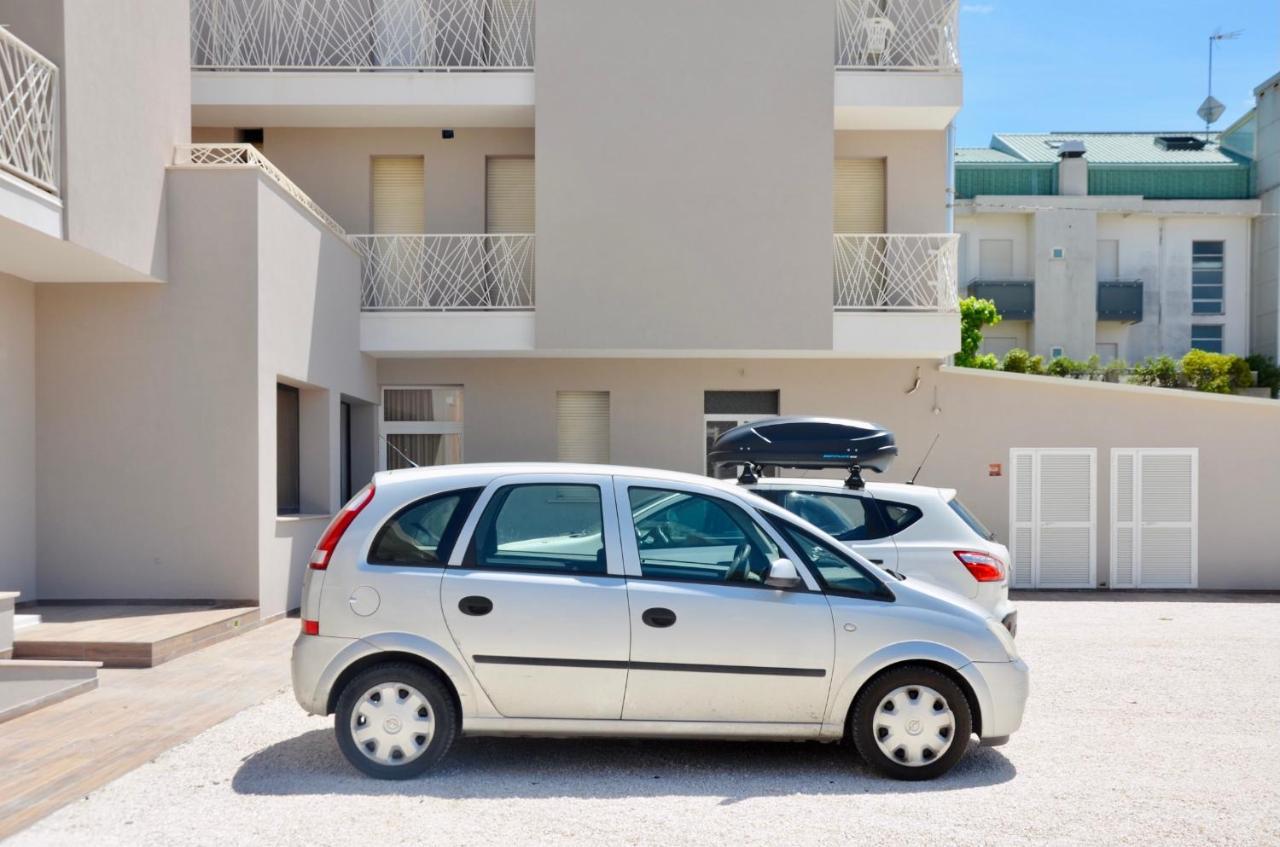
[
  {"x1": 869, "y1": 559, "x2": 884, "y2": 564},
  {"x1": 458, "y1": 595, "x2": 493, "y2": 616},
  {"x1": 641, "y1": 607, "x2": 677, "y2": 628}
]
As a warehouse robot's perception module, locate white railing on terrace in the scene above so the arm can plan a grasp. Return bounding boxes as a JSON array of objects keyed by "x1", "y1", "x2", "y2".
[
  {"x1": 173, "y1": 143, "x2": 350, "y2": 244},
  {"x1": 355, "y1": 234, "x2": 534, "y2": 310},
  {"x1": 0, "y1": 27, "x2": 58, "y2": 194},
  {"x1": 834, "y1": 234, "x2": 959, "y2": 311},
  {"x1": 835, "y1": 0, "x2": 959, "y2": 71},
  {"x1": 191, "y1": 0, "x2": 534, "y2": 70}
]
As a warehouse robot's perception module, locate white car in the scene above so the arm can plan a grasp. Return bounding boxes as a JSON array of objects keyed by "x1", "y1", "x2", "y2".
[
  {"x1": 292, "y1": 463, "x2": 1028, "y2": 782},
  {"x1": 744, "y1": 479, "x2": 1017, "y2": 635}
]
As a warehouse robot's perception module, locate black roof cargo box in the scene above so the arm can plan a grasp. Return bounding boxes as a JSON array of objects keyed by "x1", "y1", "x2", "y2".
[{"x1": 707, "y1": 416, "x2": 897, "y2": 487}]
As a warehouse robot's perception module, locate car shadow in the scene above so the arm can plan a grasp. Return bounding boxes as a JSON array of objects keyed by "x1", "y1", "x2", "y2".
[{"x1": 232, "y1": 730, "x2": 1016, "y2": 798}]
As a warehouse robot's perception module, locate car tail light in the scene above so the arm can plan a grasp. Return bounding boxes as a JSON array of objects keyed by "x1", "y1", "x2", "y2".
[
  {"x1": 309, "y1": 482, "x2": 375, "y2": 571},
  {"x1": 954, "y1": 550, "x2": 1005, "y2": 582},
  {"x1": 301, "y1": 619, "x2": 320, "y2": 636}
]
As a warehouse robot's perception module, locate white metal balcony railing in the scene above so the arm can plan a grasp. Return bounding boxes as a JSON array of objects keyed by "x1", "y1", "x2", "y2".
[
  {"x1": 355, "y1": 234, "x2": 534, "y2": 310},
  {"x1": 172, "y1": 143, "x2": 350, "y2": 243},
  {"x1": 835, "y1": 0, "x2": 959, "y2": 71},
  {"x1": 0, "y1": 26, "x2": 59, "y2": 194},
  {"x1": 833, "y1": 234, "x2": 959, "y2": 312},
  {"x1": 191, "y1": 0, "x2": 534, "y2": 70}
]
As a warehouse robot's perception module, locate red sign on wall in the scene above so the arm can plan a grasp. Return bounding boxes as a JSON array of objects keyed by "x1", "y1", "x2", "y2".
[{"x1": 988, "y1": 463, "x2": 1003, "y2": 477}]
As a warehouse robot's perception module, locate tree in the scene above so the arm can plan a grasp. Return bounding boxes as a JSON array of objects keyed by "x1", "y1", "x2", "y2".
[{"x1": 955, "y1": 297, "x2": 1002, "y2": 368}]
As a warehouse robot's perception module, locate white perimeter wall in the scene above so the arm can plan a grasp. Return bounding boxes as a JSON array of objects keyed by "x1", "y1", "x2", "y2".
[{"x1": 0, "y1": 275, "x2": 36, "y2": 597}]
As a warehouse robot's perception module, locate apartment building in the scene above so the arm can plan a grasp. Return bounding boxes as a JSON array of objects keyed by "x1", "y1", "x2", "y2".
[{"x1": 955, "y1": 132, "x2": 1260, "y2": 362}]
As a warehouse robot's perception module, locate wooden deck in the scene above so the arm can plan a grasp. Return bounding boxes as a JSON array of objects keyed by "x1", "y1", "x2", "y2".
[
  {"x1": 0, "y1": 616, "x2": 297, "y2": 839},
  {"x1": 14, "y1": 603, "x2": 262, "y2": 668}
]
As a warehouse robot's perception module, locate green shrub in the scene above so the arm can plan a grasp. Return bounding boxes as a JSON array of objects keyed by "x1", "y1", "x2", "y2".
[
  {"x1": 1085, "y1": 354, "x2": 1102, "y2": 380},
  {"x1": 1045, "y1": 356, "x2": 1090, "y2": 378},
  {"x1": 1001, "y1": 348, "x2": 1032, "y2": 373},
  {"x1": 1103, "y1": 358, "x2": 1129, "y2": 383},
  {"x1": 955, "y1": 297, "x2": 1002, "y2": 368},
  {"x1": 971, "y1": 353, "x2": 1000, "y2": 370},
  {"x1": 1027, "y1": 354, "x2": 1046, "y2": 375},
  {"x1": 1129, "y1": 355, "x2": 1179, "y2": 388},
  {"x1": 1179, "y1": 349, "x2": 1253, "y2": 394},
  {"x1": 1246, "y1": 354, "x2": 1280, "y2": 398}
]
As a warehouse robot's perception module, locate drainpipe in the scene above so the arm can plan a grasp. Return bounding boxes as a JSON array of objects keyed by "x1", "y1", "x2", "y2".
[{"x1": 946, "y1": 120, "x2": 956, "y2": 232}]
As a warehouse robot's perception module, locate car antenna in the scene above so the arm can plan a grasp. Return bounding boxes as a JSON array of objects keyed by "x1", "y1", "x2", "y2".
[
  {"x1": 379, "y1": 433, "x2": 419, "y2": 468},
  {"x1": 907, "y1": 434, "x2": 940, "y2": 485}
]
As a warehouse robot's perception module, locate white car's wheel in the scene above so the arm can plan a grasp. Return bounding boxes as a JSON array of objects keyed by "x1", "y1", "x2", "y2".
[
  {"x1": 335, "y1": 663, "x2": 457, "y2": 779},
  {"x1": 851, "y1": 665, "x2": 972, "y2": 780}
]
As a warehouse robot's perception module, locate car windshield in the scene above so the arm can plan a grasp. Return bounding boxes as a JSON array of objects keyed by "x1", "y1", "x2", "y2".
[{"x1": 948, "y1": 497, "x2": 995, "y2": 541}]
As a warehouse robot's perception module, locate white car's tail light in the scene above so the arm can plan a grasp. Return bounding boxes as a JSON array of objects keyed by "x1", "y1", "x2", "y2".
[
  {"x1": 954, "y1": 550, "x2": 1005, "y2": 582},
  {"x1": 309, "y1": 483, "x2": 375, "y2": 571}
]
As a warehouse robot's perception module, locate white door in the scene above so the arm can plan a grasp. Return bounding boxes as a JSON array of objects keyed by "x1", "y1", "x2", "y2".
[
  {"x1": 1111, "y1": 449, "x2": 1198, "y2": 588},
  {"x1": 441, "y1": 474, "x2": 631, "y2": 719},
  {"x1": 615, "y1": 480, "x2": 834, "y2": 724},
  {"x1": 1009, "y1": 449, "x2": 1097, "y2": 588}
]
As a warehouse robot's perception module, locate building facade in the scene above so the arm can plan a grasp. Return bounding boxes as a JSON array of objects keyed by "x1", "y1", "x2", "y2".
[{"x1": 955, "y1": 132, "x2": 1259, "y2": 363}]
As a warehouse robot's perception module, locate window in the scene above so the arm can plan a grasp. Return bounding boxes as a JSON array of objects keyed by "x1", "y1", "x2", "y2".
[
  {"x1": 486, "y1": 157, "x2": 534, "y2": 234},
  {"x1": 948, "y1": 497, "x2": 995, "y2": 541},
  {"x1": 340, "y1": 401, "x2": 353, "y2": 503},
  {"x1": 1191, "y1": 241, "x2": 1225, "y2": 315},
  {"x1": 833, "y1": 158, "x2": 886, "y2": 233},
  {"x1": 371, "y1": 156, "x2": 425, "y2": 234},
  {"x1": 628, "y1": 487, "x2": 781, "y2": 585},
  {"x1": 704, "y1": 390, "x2": 779, "y2": 477},
  {"x1": 767, "y1": 517, "x2": 890, "y2": 600},
  {"x1": 369, "y1": 489, "x2": 480, "y2": 567},
  {"x1": 557, "y1": 391, "x2": 610, "y2": 463},
  {"x1": 277, "y1": 384, "x2": 300, "y2": 515},
  {"x1": 879, "y1": 501, "x2": 923, "y2": 534},
  {"x1": 757, "y1": 490, "x2": 885, "y2": 542},
  {"x1": 468, "y1": 484, "x2": 606, "y2": 574},
  {"x1": 978, "y1": 239, "x2": 1014, "y2": 280},
  {"x1": 380, "y1": 386, "x2": 463, "y2": 470},
  {"x1": 1191, "y1": 324, "x2": 1224, "y2": 354}
]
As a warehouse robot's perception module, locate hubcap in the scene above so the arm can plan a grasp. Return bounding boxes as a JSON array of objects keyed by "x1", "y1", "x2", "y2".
[
  {"x1": 872, "y1": 685, "x2": 955, "y2": 767},
  {"x1": 350, "y1": 683, "x2": 435, "y2": 766}
]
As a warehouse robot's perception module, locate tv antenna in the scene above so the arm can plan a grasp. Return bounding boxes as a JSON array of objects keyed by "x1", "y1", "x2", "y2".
[{"x1": 1200, "y1": 28, "x2": 1242, "y2": 140}]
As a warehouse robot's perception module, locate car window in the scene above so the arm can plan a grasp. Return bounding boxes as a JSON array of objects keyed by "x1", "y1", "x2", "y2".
[
  {"x1": 628, "y1": 487, "x2": 781, "y2": 585},
  {"x1": 878, "y1": 501, "x2": 924, "y2": 534},
  {"x1": 764, "y1": 490, "x2": 884, "y2": 542},
  {"x1": 369, "y1": 488, "x2": 480, "y2": 566},
  {"x1": 948, "y1": 497, "x2": 995, "y2": 540},
  {"x1": 468, "y1": 483, "x2": 607, "y2": 574},
  {"x1": 767, "y1": 516, "x2": 891, "y2": 600}
]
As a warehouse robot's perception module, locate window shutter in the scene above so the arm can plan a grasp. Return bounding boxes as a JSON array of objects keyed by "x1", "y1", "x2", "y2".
[
  {"x1": 978, "y1": 239, "x2": 1014, "y2": 280},
  {"x1": 557, "y1": 391, "x2": 610, "y2": 464},
  {"x1": 1110, "y1": 450, "x2": 1137, "y2": 588},
  {"x1": 1136, "y1": 451, "x2": 1197, "y2": 587},
  {"x1": 486, "y1": 157, "x2": 535, "y2": 233},
  {"x1": 372, "y1": 156, "x2": 425, "y2": 233},
  {"x1": 834, "y1": 158, "x2": 886, "y2": 233},
  {"x1": 1008, "y1": 449, "x2": 1034, "y2": 588},
  {"x1": 1036, "y1": 451, "x2": 1096, "y2": 588}
]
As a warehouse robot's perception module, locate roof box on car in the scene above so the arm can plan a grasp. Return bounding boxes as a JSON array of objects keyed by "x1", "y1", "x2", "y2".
[{"x1": 707, "y1": 416, "x2": 897, "y2": 489}]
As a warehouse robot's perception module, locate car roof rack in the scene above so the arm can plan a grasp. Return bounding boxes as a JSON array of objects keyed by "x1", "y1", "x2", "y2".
[{"x1": 707, "y1": 416, "x2": 898, "y2": 490}]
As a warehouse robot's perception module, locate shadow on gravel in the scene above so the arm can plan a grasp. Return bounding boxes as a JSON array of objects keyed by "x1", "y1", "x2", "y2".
[{"x1": 232, "y1": 730, "x2": 1015, "y2": 798}]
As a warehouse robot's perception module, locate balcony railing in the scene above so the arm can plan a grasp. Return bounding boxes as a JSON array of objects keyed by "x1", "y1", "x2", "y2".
[
  {"x1": 191, "y1": 0, "x2": 534, "y2": 70},
  {"x1": 1097, "y1": 280, "x2": 1143, "y2": 323},
  {"x1": 835, "y1": 0, "x2": 959, "y2": 71},
  {"x1": 173, "y1": 143, "x2": 350, "y2": 244},
  {"x1": 967, "y1": 280, "x2": 1035, "y2": 321},
  {"x1": 0, "y1": 27, "x2": 59, "y2": 194},
  {"x1": 834, "y1": 234, "x2": 959, "y2": 311},
  {"x1": 355, "y1": 234, "x2": 534, "y2": 310}
]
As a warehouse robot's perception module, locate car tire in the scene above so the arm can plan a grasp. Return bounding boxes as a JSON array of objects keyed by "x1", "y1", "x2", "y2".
[
  {"x1": 850, "y1": 665, "x2": 973, "y2": 781},
  {"x1": 334, "y1": 662, "x2": 458, "y2": 780}
]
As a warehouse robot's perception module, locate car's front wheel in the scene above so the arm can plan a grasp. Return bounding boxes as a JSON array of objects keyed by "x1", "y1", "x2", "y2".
[
  {"x1": 334, "y1": 663, "x2": 458, "y2": 779},
  {"x1": 850, "y1": 665, "x2": 973, "y2": 781}
]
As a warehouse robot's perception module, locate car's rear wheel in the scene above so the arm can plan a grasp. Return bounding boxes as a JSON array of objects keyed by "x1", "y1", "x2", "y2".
[
  {"x1": 850, "y1": 665, "x2": 972, "y2": 781},
  {"x1": 334, "y1": 663, "x2": 458, "y2": 779}
]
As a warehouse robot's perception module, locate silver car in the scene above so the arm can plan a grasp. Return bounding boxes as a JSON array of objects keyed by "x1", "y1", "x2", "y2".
[{"x1": 292, "y1": 464, "x2": 1028, "y2": 781}]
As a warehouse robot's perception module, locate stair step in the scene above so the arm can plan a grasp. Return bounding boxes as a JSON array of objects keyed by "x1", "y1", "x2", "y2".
[{"x1": 0, "y1": 659, "x2": 101, "y2": 724}]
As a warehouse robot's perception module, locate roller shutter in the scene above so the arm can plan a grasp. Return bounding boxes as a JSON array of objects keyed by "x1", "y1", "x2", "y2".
[
  {"x1": 557, "y1": 391, "x2": 610, "y2": 464},
  {"x1": 486, "y1": 157, "x2": 535, "y2": 233},
  {"x1": 372, "y1": 155, "x2": 425, "y2": 233},
  {"x1": 834, "y1": 158, "x2": 886, "y2": 233}
]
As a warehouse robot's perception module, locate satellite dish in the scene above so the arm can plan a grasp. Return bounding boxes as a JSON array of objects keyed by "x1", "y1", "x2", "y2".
[{"x1": 1197, "y1": 95, "x2": 1225, "y2": 126}]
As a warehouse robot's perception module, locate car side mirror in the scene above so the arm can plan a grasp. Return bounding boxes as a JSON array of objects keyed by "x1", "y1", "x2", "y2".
[{"x1": 765, "y1": 558, "x2": 802, "y2": 589}]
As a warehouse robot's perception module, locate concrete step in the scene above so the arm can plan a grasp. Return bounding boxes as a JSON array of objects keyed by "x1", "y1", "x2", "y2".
[
  {"x1": 13, "y1": 614, "x2": 41, "y2": 631},
  {"x1": 0, "y1": 659, "x2": 101, "y2": 724}
]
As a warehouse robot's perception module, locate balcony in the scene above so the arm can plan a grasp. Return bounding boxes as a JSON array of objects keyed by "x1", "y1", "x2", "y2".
[
  {"x1": 833, "y1": 0, "x2": 962, "y2": 130},
  {"x1": 189, "y1": 0, "x2": 535, "y2": 127},
  {"x1": 832, "y1": 234, "x2": 960, "y2": 358},
  {"x1": 356, "y1": 233, "x2": 536, "y2": 354},
  {"x1": 966, "y1": 280, "x2": 1035, "y2": 321},
  {"x1": 1097, "y1": 280, "x2": 1143, "y2": 323}
]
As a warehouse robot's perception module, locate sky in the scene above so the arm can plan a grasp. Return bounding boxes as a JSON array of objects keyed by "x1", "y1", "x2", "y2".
[{"x1": 956, "y1": 0, "x2": 1280, "y2": 148}]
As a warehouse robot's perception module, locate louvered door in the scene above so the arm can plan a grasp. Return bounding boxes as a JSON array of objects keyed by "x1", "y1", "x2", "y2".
[
  {"x1": 1009, "y1": 448, "x2": 1097, "y2": 588},
  {"x1": 1111, "y1": 449, "x2": 1198, "y2": 588}
]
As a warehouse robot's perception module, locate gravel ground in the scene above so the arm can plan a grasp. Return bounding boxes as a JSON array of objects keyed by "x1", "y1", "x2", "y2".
[{"x1": 10, "y1": 596, "x2": 1280, "y2": 846}]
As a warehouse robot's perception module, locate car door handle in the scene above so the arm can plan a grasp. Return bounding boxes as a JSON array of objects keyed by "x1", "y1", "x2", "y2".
[
  {"x1": 458, "y1": 595, "x2": 493, "y2": 616},
  {"x1": 641, "y1": 607, "x2": 677, "y2": 628},
  {"x1": 868, "y1": 559, "x2": 884, "y2": 564}
]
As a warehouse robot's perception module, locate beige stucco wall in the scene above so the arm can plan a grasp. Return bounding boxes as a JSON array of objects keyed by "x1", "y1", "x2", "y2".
[
  {"x1": 377, "y1": 356, "x2": 1280, "y2": 590},
  {"x1": 257, "y1": 128, "x2": 534, "y2": 235},
  {"x1": 0, "y1": 274, "x2": 37, "y2": 597},
  {"x1": 534, "y1": 0, "x2": 834, "y2": 352},
  {"x1": 1252, "y1": 76, "x2": 1280, "y2": 359},
  {"x1": 835, "y1": 131, "x2": 949, "y2": 233}
]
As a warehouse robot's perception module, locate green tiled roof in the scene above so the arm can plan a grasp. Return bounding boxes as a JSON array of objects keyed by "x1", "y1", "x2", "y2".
[
  {"x1": 954, "y1": 147, "x2": 1023, "y2": 164},
  {"x1": 979, "y1": 132, "x2": 1243, "y2": 166}
]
